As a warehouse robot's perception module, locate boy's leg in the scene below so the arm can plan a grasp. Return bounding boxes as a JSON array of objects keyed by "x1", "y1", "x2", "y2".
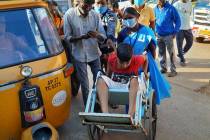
[
  {"x1": 128, "y1": 77, "x2": 139, "y2": 116},
  {"x1": 96, "y1": 77, "x2": 109, "y2": 113}
]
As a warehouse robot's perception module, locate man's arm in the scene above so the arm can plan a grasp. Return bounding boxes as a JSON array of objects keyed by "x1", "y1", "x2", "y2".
[
  {"x1": 149, "y1": 7, "x2": 155, "y2": 31},
  {"x1": 63, "y1": 11, "x2": 73, "y2": 42},
  {"x1": 149, "y1": 21, "x2": 155, "y2": 31},
  {"x1": 68, "y1": 34, "x2": 90, "y2": 42},
  {"x1": 63, "y1": 10, "x2": 90, "y2": 43},
  {"x1": 172, "y1": 6, "x2": 181, "y2": 35}
]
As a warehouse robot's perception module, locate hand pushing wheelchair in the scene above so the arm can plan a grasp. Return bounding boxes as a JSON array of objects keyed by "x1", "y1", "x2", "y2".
[{"x1": 79, "y1": 71, "x2": 157, "y2": 140}]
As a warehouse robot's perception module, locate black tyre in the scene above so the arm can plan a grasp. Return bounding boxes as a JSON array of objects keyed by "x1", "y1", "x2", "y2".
[
  {"x1": 195, "y1": 37, "x2": 204, "y2": 43},
  {"x1": 144, "y1": 91, "x2": 157, "y2": 140},
  {"x1": 87, "y1": 125, "x2": 103, "y2": 140}
]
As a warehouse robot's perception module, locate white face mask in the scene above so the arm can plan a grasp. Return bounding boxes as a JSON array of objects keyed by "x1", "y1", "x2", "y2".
[{"x1": 122, "y1": 18, "x2": 137, "y2": 28}]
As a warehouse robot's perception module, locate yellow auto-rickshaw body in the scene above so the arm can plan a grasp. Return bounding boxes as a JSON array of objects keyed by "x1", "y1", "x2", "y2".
[{"x1": 0, "y1": 0, "x2": 73, "y2": 139}]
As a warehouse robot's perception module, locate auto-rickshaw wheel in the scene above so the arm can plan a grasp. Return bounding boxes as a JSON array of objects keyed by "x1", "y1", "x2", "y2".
[
  {"x1": 87, "y1": 125, "x2": 103, "y2": 140},
  {"x1": 144, "y1": 91, "x2": 157, "y2": 140}
]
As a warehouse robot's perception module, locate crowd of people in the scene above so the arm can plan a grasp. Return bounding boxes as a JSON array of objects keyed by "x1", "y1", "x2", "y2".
[{"x1": 48, "y1": 0, "x2": 193, "y2": 111}]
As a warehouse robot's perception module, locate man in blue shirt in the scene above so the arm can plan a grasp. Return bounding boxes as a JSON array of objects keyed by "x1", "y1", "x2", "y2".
[{"x1": 154, "y1": 0, "x2": 181, "y2": 77}]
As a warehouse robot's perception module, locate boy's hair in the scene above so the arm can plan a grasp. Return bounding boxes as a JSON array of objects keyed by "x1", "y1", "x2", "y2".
[{"x1": 117, "y1": 43, "x2": 133, "y2": 62}]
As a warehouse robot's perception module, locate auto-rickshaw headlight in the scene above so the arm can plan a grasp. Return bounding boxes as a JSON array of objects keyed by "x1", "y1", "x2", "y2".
[{"x1": 21, "y1": 66, "x2": 32, "y2": 77}]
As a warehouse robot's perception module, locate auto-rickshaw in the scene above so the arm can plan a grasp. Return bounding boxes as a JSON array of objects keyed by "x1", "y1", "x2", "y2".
[{"x1": 0, "y1": 0, "x2": 74, "y2": 139}]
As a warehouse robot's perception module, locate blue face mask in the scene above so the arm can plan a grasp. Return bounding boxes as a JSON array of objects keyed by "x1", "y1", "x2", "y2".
[
  {"x1": 134, "y1": 0, "x2": 144, "y2": 6},
  {"x1": 95, "y1": 6, "x2": 107, "y2": 14},
  {"x1": 123, "y1": 18, "x2": 137, "y2": 28}
]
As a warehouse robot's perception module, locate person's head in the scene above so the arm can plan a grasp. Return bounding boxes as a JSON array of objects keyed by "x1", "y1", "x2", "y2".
[
  {"x1": 134, "y1": 0, "x2": 145, "y2": 7},
  {"x1": 94, "y1": 0, "x2": 107, "y2": 14},
  {"x1": 0, "y1": 16, "x2": 6, "y2": 34},
  {"x1": 117, "y1": 43, "x2": 133, "y2": 69},
  {"x1": 47, "y1": 0, "x2": 57, "y2": 13},
  {"x1": 74, "y1": 0, "x2": 80, "y2": 7},
  {"x1": 78, "y1": 0, "x2": 95, "y2": 17},
  {"x1": 111, "y1": 1, "x2": 119, "y2": 13},
  {"x1": 180, "y1": 0, "x2": 187, "y2": 3},
  {"x1": 122, "y1": 7, "x2": 139, "y2": 29},
  {"x1": 157, "y1": 0, "x2": 166, "y2": 7},
  {"x1": 47, "y1": 0, "x2": 63, "y2": 18}
]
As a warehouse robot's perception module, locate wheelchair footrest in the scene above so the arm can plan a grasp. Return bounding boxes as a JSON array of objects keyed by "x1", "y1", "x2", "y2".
[{"x1": 79, "y1": 112, "x2": 134, "y2": 126}]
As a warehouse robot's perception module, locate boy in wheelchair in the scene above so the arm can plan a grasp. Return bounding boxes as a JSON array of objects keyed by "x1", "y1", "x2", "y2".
[{"x1": 96, "y1": 43, "x2": 148, "y2": 116}]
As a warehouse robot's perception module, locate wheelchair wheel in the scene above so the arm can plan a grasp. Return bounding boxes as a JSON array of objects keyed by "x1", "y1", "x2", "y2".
[
  {"x1": 87, "y1": 125, "x2": 103, "y2": 140},
  {"x1": 144, "y1": 91, "x2": 157, "y2": 140}
]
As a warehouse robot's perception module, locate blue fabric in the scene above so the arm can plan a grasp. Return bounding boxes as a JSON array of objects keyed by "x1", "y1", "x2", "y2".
[
  {"x1": 122, "y1": 25, "x2": 157, "y2": 54},
  {"x1": 118, "y1": 25, "x2": 171, "y2": 104},
  {"x1": 154, "y1": 1, "x2": 181, "y2": 36},
  {"x1": 147, "y1": 52, "x2": 171, "y2": 104},
  {"x1": 134, "y1": 0, "x2": 144, "y2": 6}
]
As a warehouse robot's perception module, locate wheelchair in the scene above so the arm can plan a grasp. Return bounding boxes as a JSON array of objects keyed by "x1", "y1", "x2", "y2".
[{"x1": 79, "y1": 72, "x2": 157, "y2": 140}]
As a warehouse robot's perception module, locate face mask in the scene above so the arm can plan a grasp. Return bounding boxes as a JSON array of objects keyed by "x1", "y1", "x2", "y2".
[
  {"x1": 134, "y1": 0, "x2": 144, "y2": 6},
  {"x1": 95, "y1": 6, "x2": 107, "y2": 14},
  {"x1": 123, "y1": 18, "x2": 137, "y2": 28}
]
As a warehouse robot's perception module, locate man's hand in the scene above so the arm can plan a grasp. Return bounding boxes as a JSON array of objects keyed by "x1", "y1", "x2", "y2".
[
  {"x1": 80, "y1": 34, "x2": 90, "y2": 39},
  {"x1": 172, "y1": 33, "x2": 176, "y2": 39},
  {"x1": 106, "y1": 39, "x2": 115, "y2": 51},
  {"x1": 87, "y1": 31, "x2": 99, "y2": 38},
  {"x1": 87, "y1": 31, "x2": 105, "y2": 43},
  {"x1": 106, "y1": 39, "x2": 113, "y2": 47},
  {"x1": 69, "y1": 34, "x2": 90, "y2": 42}
]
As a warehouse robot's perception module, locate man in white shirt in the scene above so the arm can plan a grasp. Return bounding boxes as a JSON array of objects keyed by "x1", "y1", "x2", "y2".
[
  {"x1": 64, "y1": 0, "x2": 106, "y2": 105},
  {"x1": 173, "y1": 0, "x2": 193, "y2": 66}
]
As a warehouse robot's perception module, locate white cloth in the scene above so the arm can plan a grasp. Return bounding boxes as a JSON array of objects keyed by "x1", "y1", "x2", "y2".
[
  {"x1": 173, "y1": 0, "x2": 192, "y2": 30},
  {"x1": 100, "y1": 75, "x2": 130, "y2": 90}
]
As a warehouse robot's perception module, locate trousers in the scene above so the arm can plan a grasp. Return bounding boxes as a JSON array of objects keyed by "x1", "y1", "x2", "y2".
[{"x1": 74, "y1": 58, "x2": 101, "y2": 106}]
